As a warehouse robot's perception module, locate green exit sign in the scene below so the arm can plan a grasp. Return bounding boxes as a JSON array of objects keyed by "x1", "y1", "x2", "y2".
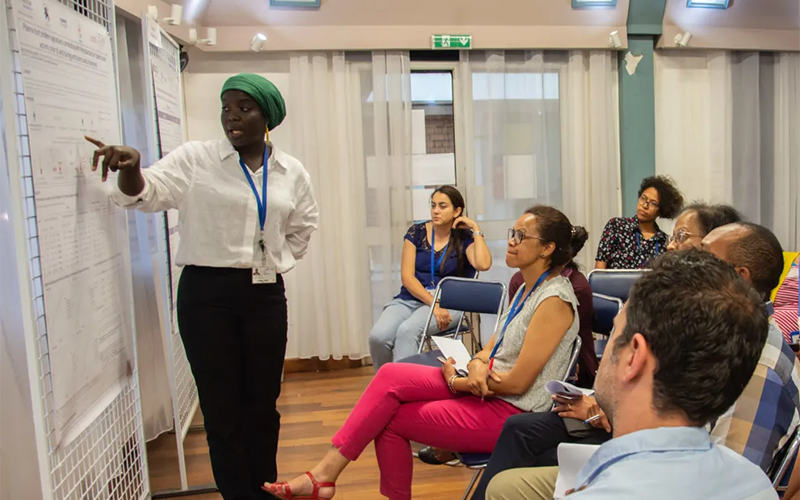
[{"x1": 431, "y1": 34, "x2": 472, "y2": 50}]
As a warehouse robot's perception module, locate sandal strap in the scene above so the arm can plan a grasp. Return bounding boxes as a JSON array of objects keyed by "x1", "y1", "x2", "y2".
[
  {"x1": 304, "y1": 471, "x2": 336, "y2": 494},
  {"x1": 268, "y1": 481, "x2": 293, "y2": 499}
]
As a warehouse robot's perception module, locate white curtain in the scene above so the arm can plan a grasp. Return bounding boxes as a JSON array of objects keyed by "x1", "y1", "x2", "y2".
[
  {"x1": 284, "y1": 49, "x2": 620, "y2": 357},
  {"x1": 457, "y1": 50, "x2": 620, "y2": 287},
  {"x1": 655, "y1": 51, "x2": 800, "y2": 251},
  {"x1": 560, "y1": 51, "x2": 621, "y2": 267},
  {"x1": 363, "y1": 51, "x2": 414, "y2": 321},
  {"x1": 284, "y1": 52, "x2": 374, "y2": 360}
]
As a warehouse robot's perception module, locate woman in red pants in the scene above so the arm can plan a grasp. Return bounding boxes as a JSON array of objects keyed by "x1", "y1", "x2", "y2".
[{"x1": 264, "y1": 206, "x2": 588, "y2": 500}]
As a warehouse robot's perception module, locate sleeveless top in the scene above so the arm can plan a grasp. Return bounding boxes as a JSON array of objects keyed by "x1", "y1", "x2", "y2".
[{"x1": 493, "y1": 276, "x2": 580, "y2": 412}]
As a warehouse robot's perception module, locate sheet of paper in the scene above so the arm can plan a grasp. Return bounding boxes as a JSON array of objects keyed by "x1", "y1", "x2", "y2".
[
  {"x1": 412, "y1": 188, "x2": 435, "y2": 221},
  {"x1": 146, "y1": 17, "x2": 184, "y2": 157},
  {"x1": 504, "y1": 155, "x2": 537, "y2": 199},
  {"x1": 13, "y1": 0, "x2": 131, "y2": 446},
  {"x1": 412, "y1": 153, "x2": 456, "y2": 187},
  {"x1": 412, "y1": 109, "x2": 427, "y2": 155},
  {"x1": 545, "y1": 380, "x2": 595, "y2": 398},
  {"x1": 166, "y1": 209, "x2": 181, "y2": 335},
  {"x1": 431, "y1": 337, "x2": 471, "y2": 375},
  {"x1": 146, "y1": 13, "x2": 161, "y2": 48},
  {"x1": 554, "y1": 443, "x2": 600, "y2": 498}
]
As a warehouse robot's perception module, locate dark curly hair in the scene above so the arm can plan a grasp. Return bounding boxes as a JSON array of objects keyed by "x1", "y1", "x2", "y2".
[{"x1": 638, "y1": 176, "x2": 684, "y2": 219}]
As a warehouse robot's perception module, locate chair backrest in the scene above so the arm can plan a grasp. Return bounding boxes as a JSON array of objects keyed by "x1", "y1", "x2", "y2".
[
  {"x1": 562, "y1": 336, "x2": 582, "y2": 382},
  {"x1": 588, "y1": 269, "x2": 649, "y2": 303},
  {"x1": 769, "y1": 427, "x2": 800, "y2": 488},
  {"x1": 592, "y1": 293, "x2": 623, "y2": 336},
  {"x1": 436, "y1": 277, "x2": 507, "y2": 316}
]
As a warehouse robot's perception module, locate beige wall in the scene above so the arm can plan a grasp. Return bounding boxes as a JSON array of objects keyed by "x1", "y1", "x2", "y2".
[
  {"x1": 117, "y1": 0, "x2": 630, "y2": 52},
  {"x1": 659, "y1": 0, "x2": 800, "y2": 51}
]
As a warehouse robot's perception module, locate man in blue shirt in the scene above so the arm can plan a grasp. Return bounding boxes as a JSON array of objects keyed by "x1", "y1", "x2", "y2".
[{"x1": 567, "y1": 250, "x2": 776, "y2": 499}]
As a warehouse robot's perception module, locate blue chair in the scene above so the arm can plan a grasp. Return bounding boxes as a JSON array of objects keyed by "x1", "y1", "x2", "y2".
[
  {"x1": 417, "y1": 277, "x2": 508, "y2": 355},
  {"x1": 769, "y1": 428, "x2": 799, "y2": 493},
  {"x1": 591, "y1": 293, "x2": 623, "y2": 359},
  {"x1": 587, "y1": 269, "x2": 648, "y2": 303},
  {"x1": 455, "y1": 336, "x2": 584, "y2": 500}
]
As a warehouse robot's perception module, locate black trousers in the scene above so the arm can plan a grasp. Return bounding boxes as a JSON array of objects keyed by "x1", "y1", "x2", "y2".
[
  {"x1": 177, "y1": 266, "x2": 288, "y2": 500},
  {"x1": 471, "y1": 411, "x2": 611, "y2": 500}
]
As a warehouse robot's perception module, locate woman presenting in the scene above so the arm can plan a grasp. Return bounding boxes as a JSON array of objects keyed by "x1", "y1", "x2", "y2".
[
  {"x1": 595, "y1": 175, "x2": 683, "y2": 269},
  {"x1": 86, "y1": 74, "x2": 318, "y2": 500}
]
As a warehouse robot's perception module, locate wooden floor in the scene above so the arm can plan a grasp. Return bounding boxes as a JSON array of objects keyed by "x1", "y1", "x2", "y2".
[{"x1": 146, "y1": 367, "x2": 477, "y2": 499}]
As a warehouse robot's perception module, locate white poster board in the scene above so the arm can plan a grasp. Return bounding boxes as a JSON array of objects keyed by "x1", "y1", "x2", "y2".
[
  {"x1": 142, "y1": 15, "x2": 209, "y2": 495},
  {"x1": 13, "y1": 0, "x2": 132, "y2": 447}
]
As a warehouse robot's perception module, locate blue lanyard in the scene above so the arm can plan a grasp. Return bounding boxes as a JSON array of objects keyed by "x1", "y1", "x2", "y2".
[
  {"x1": 489, "y1": 269, "x2": 550, "y2": 366},
  {"x1": 430, "y1": 227, "x2": 449, "y2": 287},
  {"x1": 239, "y1": 147, "x2": 270, "y2": 249}
]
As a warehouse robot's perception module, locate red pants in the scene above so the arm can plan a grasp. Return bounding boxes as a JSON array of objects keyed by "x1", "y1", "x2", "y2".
[{"x1": 331, "y1": 363, "x2": 522, "y2": 499}]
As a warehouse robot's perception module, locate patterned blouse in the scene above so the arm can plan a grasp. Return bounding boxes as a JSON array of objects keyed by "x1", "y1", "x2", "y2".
[{"x1": 595, "y1": 216, "x2": 667, "y2": 270}]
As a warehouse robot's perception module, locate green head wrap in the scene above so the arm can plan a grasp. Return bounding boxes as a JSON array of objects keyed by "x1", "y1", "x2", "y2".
[{"x1": 220, "y1": 73, "x2": 286, "y2": 131}]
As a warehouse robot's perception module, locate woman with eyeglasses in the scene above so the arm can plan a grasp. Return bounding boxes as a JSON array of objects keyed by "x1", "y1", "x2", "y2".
[
  {"x1": 595, "y1": 176, "x2": 683, "y2": 269},
  {"x1": 263, "y1": 206, "x2": 586, "y2": 500},
  {"x1": 666, "y1": 202, "x2": 742, "y2": 252}
]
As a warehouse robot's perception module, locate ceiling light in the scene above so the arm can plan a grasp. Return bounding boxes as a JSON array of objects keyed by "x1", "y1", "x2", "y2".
[
  {"x1": 251, "y1": 33, "x2": 267, "y2": 52},
  {"x1": 609, "y1": 31, "x2": 622, "y2": 49},
  {"x1": 687, "y1": 0, "x2": 730, "y2": 8},
  {"x1": 674, "y1": 31, "x2": 692, "y2": 47},
  {"x1": 189, "y1": 27, "x2": 217, "y2": 46},
  {"x1": 572, "y1": 0, "x2": 617, "y2": 8}
]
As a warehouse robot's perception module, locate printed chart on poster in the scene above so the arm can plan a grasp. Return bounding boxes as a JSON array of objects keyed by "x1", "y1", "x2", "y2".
[
  {"x1": 13, "y1": 0, "x2": 131, "y2": 446},
  {"x1": 146, "y1": 17, "x2": 185, "y2": 333},
  {"x1": 148, "y1": 21, "x2": 183, "y2": 157},
  {"x1": 145, "y1": 18, "x2": 185, "y2": 339},
  {"x1": 143, "y1": 18, "x2": 200, "y2": 454}
]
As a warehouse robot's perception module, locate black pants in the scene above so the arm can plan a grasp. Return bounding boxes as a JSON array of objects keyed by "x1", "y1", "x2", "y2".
[
  {"x1": 178, "y1": 266, "x2": 288, "y2": 500},
  {"x1": 471, "y1": 411, "x2": 611, "y2": 500}
]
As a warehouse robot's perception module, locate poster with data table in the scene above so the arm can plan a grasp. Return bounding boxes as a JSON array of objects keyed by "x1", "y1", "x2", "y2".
[{"x1": 13, "y1": 0, "x2": 132, "y2": 446}]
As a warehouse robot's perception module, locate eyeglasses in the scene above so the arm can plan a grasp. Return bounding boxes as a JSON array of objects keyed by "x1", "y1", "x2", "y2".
[
  {"x1": 639, "y1": 194, "x2": 659, "y2": 210},
  {"x1": 508, "y1": 228, "x2": 547, "y2": 246},
  {"x1": 669, "y1": 229, "x2": 699, "y2": 245}
]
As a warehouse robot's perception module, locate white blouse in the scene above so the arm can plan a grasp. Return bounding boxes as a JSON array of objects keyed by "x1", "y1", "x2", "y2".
[{"x1": 110, "y1": 139, "x2": 318, "y2": 273}]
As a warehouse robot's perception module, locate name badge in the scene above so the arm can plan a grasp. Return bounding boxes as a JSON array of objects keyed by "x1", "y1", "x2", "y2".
[
  {"x1": 252, "y1": 266, "x2": 277, "y2": 284},
  {"x1": 252, "y1": 248, "x2": 277, "y2": 285}
]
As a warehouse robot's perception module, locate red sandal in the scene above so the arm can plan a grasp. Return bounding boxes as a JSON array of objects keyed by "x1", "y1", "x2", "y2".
[{"x1": 262, "y1": 471, "x2": 336, "y2": 500}]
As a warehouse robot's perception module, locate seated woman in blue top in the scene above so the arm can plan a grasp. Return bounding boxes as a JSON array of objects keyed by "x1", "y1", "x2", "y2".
[{"x1": 369, "y1": 185, "x2": 492, "y2": 370}]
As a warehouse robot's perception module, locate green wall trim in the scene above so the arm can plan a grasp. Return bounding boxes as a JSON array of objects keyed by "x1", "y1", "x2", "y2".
[
  {"x1": 626, "y1": 0, "x2": 667, "y2": 35},
  {"x1": 619, "y1": 35, "x2": 656, "y2": 216}
]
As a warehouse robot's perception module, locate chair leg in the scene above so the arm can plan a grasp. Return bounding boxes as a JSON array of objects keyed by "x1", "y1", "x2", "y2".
[{"x1": 461, "y1": 469, "x2": 483, "y2": 500}]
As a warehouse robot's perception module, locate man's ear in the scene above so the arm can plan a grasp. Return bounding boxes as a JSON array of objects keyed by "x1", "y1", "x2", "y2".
[
  {"x1": 622, "y1": 333, "x2": 649, "y2": 384},
  {"x1": 735, "y1": 266, "x2": 752, "y2": 285}
]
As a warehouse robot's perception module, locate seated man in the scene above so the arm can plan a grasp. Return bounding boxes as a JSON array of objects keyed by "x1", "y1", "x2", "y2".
[
  {"x1": 490, "y1": 249, "x2": 776, "y2": 499},
  {"x1": 487, "y1": 223, "x2": 800, "y2": 499}
]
